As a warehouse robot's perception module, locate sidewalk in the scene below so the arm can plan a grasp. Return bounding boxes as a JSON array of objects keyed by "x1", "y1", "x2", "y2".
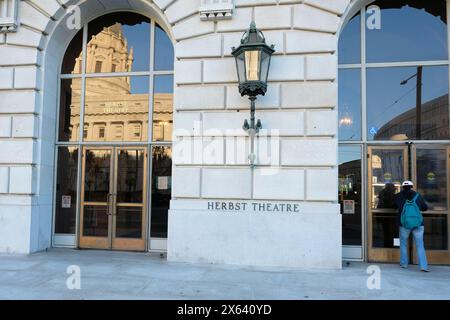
[{"x1": 0, "y1": 248, "x2": 449, "y2": 300}]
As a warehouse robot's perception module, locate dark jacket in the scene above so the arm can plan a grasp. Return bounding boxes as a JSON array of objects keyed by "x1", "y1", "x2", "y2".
[{"x1": 393, "y1": 190, "x2": 428, "y2": 227}]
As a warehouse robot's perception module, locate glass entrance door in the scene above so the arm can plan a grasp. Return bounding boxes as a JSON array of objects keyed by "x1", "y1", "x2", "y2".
[
  {"x1": 412, "y1": 146, "x2": 450, "y2": 264},
  {"x1": 368, "y1": 147, "x2": 407, "y2": 262},
  {"x1": 368, "y1": 146, "x2": 450, "y2": 264},
  {"x1": 339, "y1": 145, "x2": 364, "y2": 260},
  {"x1": 79, "y1": 147, "x2": 147, "y2": 251}
]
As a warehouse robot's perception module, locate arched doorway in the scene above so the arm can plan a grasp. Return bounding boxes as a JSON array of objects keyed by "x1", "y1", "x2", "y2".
[
  {"x1": 339, "y1": 0, "x2": 450, "y2": 264},
  {"x1": 52, "y1": 11, "x2": 174, "y2": 252}
]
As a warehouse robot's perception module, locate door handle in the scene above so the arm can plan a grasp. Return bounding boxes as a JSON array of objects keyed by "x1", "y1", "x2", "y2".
[
  {"x1": 107, "y1": 193, "x2": 113, "y2": 216},
  {"x1": 108, "y1": 193, "x2": 117, "y2": 216}
]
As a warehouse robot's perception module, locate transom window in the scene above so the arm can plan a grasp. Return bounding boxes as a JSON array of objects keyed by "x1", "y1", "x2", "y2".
[
  {"x1": 58, "y1": 12, "x2": 174, "y2": 145},
  {"x1": 339, "y1": 0, "x2": 449, "y2": 142}
]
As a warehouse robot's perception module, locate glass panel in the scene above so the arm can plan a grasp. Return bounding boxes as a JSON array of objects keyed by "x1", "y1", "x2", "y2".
[
  {"x1": 55, "y1": 147, "x2": 79, "y2": 234},
  {"x1": 84, "y1": 76, "x2": 149, "y2": 142},
  {"x1": 59, "y1": 79, "x2": 81, "y2": 142},
  {"x1": 339, "y1": 145, "x2": 362, "y2": 246},
  {"x1": 153, "y1": 75, "x2": 174, "y2": 142},
  {"x1": 260, "y1": 50, "x2": 271, "y2": 83},
  {"x1": 424, "y1": 215, "x2": 448, "y2": 250},
  {"x1": 115, "y1": 207, "x2": 142, "y2": 238},
  {"x1": 116, "y1": 149, "x2": 145, "y2": 204},
  {"x1": 84, "y1": 149, "x2": 111, "y2": 203},
  {"x1": 339, "y1": 69, "x2": 362, "y2": 141},
  {"x1": 87, "y1": 12, "x2": 150, "y2": 73},
  {"x1": 236, "y1": 52, "x2": 246, "y2": 84},
  {"x1": 83, "y1": 206, "x2": 109, "y2": 237},
  {"x1": 366, "y1": 1, "x2": 448, "y2": 63},
  {"x1": 338, "y1": 13, "x2": 361, "y2": 65},
  {"x1": 367, "y1": 66, "x2": 449, "y2": 141},
  {"x1": 154, "y1": 24, "x2": 174, "y2": 71},
  {"x1": 416, "y1": 148, "x2": 447, "y2": 211},
  {"x1": 151, "y1": 146, "x2": 172, "y2": 238},
  {"x1": 371, "y1": 149, "x2": 405, "y2": 248},
  {"x1": 371, "y1": 149, "x2": 404, "y2": 209},
  {"x1": 61, "y1": 28, "x2": 83, "y2": 74},
  {"x1": 373, "y1": 211, "x2": 399, "y2": 248},
  {"x1": 245, "y1": 50, "x2": 261, "y2": 81}
]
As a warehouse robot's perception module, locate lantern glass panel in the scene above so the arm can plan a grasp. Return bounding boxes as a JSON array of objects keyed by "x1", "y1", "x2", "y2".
[
  {"x1": 236, "y1": 52, "x2": 246, "y2": 84},
  {"x1": 260, "y1": 50, "x2": 271, "y2": 83},
  {"x1": 245, "y1": 50, "x2": 261, "y2": 81}
]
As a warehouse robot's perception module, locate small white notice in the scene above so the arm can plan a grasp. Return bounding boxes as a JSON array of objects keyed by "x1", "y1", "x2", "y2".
[
  {"x1": 343, "y1": 200, "x2": 355, "y2": 214},
  {"x1": 158, "y1": 176, "x2": 169, "y2": 190},
  {"x1": 393, "y1": 238, "x2": 400, "y2": 247},
  {"x1": 62, "y1": 195, "x2": 71, "y2": 209}
]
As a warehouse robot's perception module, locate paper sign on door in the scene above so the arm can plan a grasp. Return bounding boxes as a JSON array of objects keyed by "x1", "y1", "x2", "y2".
[
  {"x1": 393, "y1": 238, "x2": 400, "y2": 247},
  {"x1": 343, "y1": 200, "x2": 355, "y2": 214},
  {"x1": 62, "y1": 195, "x2": 71, "y2": 209},
  {"x1": 157, "y1": 176, "x2": 169, "y2": 190}
]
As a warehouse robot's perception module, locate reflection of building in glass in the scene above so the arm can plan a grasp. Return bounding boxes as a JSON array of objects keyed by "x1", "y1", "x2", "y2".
[
  {"x1": 375, "y1": 94, "x2": 449, "y2": 140},
  {"x1": 68, "y1": 23, "x2": 173, "y2": 142}
]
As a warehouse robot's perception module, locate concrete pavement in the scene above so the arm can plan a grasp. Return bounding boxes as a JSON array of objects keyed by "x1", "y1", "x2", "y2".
[{"x1": 0, "y1": 248, "x2": 449, "y2": 300}]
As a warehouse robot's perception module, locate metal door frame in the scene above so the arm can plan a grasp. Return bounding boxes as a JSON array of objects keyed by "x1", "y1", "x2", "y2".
[
  {"x1": 411, "y1": 144, "x2": 450, "y2": 264},
  {"x1": 367, "y1": 145, "x2": 408, "y2": 263},
  {"x1": 78, "y1": 146, "x2": 149, "y2": 251}
]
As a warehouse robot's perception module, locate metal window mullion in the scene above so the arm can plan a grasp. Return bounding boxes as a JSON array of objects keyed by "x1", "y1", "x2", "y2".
[
  {"x1": 361, "y1": 143, "x2": 367, "y2": 261},
  {"x1": 338, "y1": 64, "x2": 362, "y2": 69},
  {"x1": 60, "y1": 71, "x2": 172, "y2": 79},
  {"x1": 74, "y1": 141, "x2": 151, "y2": 146},
  {"x1": 74, "y1": 145, "x2": 83, "y2": 247},
  {"x1": 147, "y1": 20, "x2": 156, "y2": 250},
  {"x1": 54, "y1": 75, "x2": 62, "y2": 149},
  {"x1": 150, "y1": 141, "x2": 173, "y2": 146},
  {"x1": 76, "y1": 71, "x2": 152, "y2": 78},
  {"x1": 360, "y1": 7, "x2": 369, "y2": 261},
  {"x1": 75, "y1": 24, "x2": 89, "y2": 246},
  {"x1": 446, "y1": 0, "x2": 450, "y2": 253},
  {"x1": 365, "y1": 60, "x2": 449, "y2": 68},
  {"x1": 79, "y1": 25, "x2": 88, "y2": 144},
  {"x1": 148, "y1": 20, "x2": 156, "y2": 144},
  {"x1": 361, "y1": 7, "x2": 367, "y2": 144},
  {"x1": 147, "y1": 140, "x2": 154, "y2": 244},
  {"x1": 60, "y1": 74, "x2": 83, "y2": 79},
  {"x1": 153, "y1": 70, "x2": 174, "y2": 76},
  {"x1": 51, "y1": 145, "x2": 60, "y2": 244}
]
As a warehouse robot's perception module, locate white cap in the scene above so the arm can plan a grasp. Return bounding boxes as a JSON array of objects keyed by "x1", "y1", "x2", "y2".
[{"x1": 402, "y1": 181, "x2": 414, "y2": 187}]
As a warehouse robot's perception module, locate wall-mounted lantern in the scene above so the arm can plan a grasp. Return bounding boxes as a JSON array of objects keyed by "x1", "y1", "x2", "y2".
[
  {"x1": 232, "y1": 21, "x2": 275, "y2": 166},
  {"x1": 0, "y1": 0, "x2": 19, "y2": 33}
]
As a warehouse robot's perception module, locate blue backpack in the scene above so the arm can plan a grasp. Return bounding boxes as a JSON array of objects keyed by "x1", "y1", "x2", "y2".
[{"x1": 400, "y1": 194, "x2": 423, "y2": 229}]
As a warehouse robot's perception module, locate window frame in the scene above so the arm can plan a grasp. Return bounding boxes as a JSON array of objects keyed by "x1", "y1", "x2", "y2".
[
  {"x1": 53, "y1": 12, "x2": 175, "y2": 243},
  {"x1": 338, "y1": 1, "x2": 450, "y2": 144}
]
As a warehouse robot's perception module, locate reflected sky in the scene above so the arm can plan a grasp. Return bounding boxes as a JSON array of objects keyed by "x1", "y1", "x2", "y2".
[
  {"x1": 339, "y1": 69, "x2": 362, "y2": 141},
  {"x1": 154, "y1": 75, "x2": 174, "y2": 93},
  {"x1": 130, "y1": 76, "x2": 150, "y2": 94},
  {"x1": 366, "y1": 3, "x2": 447, "y2": 63},
  {"x1": 339, "y1": 145, "x2": 362, "y2": 165},
  {"x1": 155, "y1": 25, "x2": 175, "y2": 71},
  {"x1": 367, "y1": 65, "x2": 449, "y2": 140},
  {"x1": 339, "y1": 2, "x2": 448, "y2": 65},
  {"x1": 121, "y1": 22, "x2": 151, "y2": 72},
  {"x1": 339, "y1": 13, "x2": 361, "y2": 65}
]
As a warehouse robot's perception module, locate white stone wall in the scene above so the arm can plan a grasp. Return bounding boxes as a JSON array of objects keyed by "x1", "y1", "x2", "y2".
[
  {"x1": 168, "y1": 0, "x2": 352, "y2": 269},
  {"x1": 0, "y1": 0, "x2": 173, "y2": 254},
  {"x1": 0, "y1": 0, "x2": 358, "y2": 268}
]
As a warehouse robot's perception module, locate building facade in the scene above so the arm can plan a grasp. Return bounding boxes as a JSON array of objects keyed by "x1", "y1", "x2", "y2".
[{"x1": 0, "y1": 0, "x2": 449, "y2": 269}]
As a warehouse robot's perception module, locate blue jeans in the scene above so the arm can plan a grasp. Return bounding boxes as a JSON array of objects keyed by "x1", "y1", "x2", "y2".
[{"x1": 400, "y1": 226, "x2": 428, "y2": 270}]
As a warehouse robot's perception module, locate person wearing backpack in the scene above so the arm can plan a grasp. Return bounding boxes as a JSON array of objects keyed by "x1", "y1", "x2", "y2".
[{"x1": 393, "y1": 181, "x2": 429, "y2": 272}]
